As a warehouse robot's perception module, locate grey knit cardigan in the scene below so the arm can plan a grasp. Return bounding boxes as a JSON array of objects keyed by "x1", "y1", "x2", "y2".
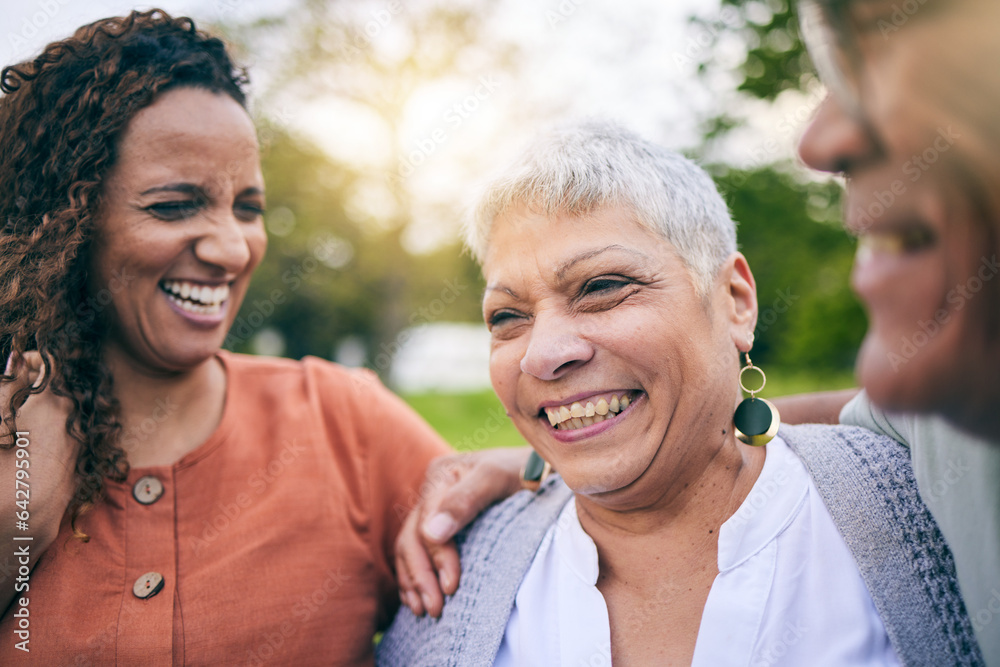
[{"x1": 378, "y1": 425, "x2": 984, "y2": 666}]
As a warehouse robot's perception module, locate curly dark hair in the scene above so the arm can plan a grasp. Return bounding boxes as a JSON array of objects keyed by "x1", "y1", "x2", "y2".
[{"x1": 0, "y1": 9, "x2": 249, "y2": 536}]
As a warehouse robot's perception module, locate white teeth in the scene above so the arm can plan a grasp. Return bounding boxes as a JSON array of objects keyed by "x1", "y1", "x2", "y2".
[
  {"x1": 545, "y1": 393, "x2": 635, "y2": 431},
  {"x1": 161, "y1": 281, "x2": 229, "y2": 306},
  {"x1": 166, "y1": 293, "x2": 222, "y2": 316}
]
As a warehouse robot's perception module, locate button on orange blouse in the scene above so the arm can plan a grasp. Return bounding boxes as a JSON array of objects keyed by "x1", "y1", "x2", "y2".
[{"x1": 0, "y1": 352, "x2": 450, "y2": 665}]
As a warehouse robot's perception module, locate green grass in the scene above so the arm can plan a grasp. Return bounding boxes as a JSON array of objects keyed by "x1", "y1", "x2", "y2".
[
  {"x1": 403, "y1": 368, "x2": 858, "y2": 453},
  {"x1": 402, "y1": 390, "x2": 527, "y2": 451},
  {"x1": 757, "y1": 368, "x2": 857, "y2": 397}
]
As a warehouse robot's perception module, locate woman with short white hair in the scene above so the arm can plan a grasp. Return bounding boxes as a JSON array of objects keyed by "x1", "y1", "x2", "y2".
[{"x1": 379, "y1": 122, "x2": 983, "y2": 666}]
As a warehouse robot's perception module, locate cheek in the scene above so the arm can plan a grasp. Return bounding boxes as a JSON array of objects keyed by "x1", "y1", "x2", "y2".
[
  {"x1": 907, "y1": 262, "x2": 950, "y2": 319},
  {"x1": 246, "y1": 226, "x2": 268, "y2": 272},
  {"x1": 854, "y1": 251, "x2": 947, "y2": 332},
  {"x1": 946, "y1": 250, "x2": 1000, "y2": 358},
  {"x1": 89, "y1": 241, "x2": 142, "y2": 299},
  {"x1": 488, "y1": 343, "x2": 520, "y2": 407}
]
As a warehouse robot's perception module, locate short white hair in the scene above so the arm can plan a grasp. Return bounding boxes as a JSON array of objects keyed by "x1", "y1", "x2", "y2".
[{"x1": 466, "y1": 120, "x2": 738, "y2": 295}]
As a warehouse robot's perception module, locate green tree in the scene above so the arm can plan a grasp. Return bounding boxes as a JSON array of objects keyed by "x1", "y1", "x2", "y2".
[
  {"x1": 714, "y1": 167, "x2": 865, "y2": 370},
  {"x1": 217, "y1": 0, "x2": 509, "y2": 371},
  {"x1": 694, "y1": 0, "x2": 812, "y2": 103},
  {"x1": 694, "y1": 0, "x2": 866, "y2": 372}
]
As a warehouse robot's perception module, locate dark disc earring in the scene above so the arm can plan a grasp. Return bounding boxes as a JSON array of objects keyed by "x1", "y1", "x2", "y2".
[{"x1": 733, "y1": 336, "x2": 780, "y2": 446}]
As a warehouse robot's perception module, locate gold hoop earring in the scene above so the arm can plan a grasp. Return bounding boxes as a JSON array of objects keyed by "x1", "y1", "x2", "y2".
[{"x1": 733, "y1": 338, "x2": 780, "y2": 446}]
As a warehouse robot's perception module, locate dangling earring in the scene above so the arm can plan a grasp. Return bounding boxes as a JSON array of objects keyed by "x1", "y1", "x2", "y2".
[{"x1": 733, "y1": 334, "x2": 780, "y2": 446}]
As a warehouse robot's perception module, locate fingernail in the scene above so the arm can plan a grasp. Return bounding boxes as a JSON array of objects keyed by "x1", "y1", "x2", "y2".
[
  {"x1": 406, "y1": 591, "x2": 421, "y2": 614},
  {"x1": 420, "y1": 593, "x2": 432, "y2": 612},
  {"x1": 439, "y1": 570, "x2": 452, "y2": 591},
  {"x1": 424, "y1": 513, "x2": 457, "y2": 542}
]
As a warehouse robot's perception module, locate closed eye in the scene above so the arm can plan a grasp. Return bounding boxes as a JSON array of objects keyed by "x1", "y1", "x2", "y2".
[
  {"x1": 235, "y1": 202, "x2": 266, "y2": 221},
  {"x1": 486, "y1": 309, "x2": 524, "y2": 330},
  {"x1": 146, "y1": 201, "x2": 199, "y2": 221},
  {"x1": 581, "y1": 277, "x2": 631, "y2": 296}
]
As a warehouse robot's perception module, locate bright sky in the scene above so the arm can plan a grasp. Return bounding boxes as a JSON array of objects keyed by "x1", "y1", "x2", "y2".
[{"x1": 1, "y1": 0, "x2": 824, "y2": 252}]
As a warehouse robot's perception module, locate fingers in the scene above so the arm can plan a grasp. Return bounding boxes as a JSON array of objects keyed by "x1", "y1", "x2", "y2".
[
  {"x1": 432, "y1": 543, "x2": 461, "y2": 597},
  {"x1": 396, "y1": 508, "x2": 440, "y2": 617},
  {"x1": 420, "y1": 447, "x2": 530, "y2": 545},
  {"x1": 404, "y1": 541, "x2": 459, "y2": 619},
  {"x1": 394, "y1": 541, "x2": 424, "y2": 617},
  {"x1": 414, "y1": 455, "x2": 464, "y2": 544},
  {"x1": 395, "y1": 447, "x2": 532, "y2": 619},
  {"x1": 394, "y1": 456, "x2": 466, "y2": 617}
]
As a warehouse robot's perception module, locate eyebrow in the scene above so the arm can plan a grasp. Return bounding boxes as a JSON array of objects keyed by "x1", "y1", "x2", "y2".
[
  {"x1": 484, "y1": 244, "x2": 653, "y2": 300},
  {"x1": 139, "y1": 183, "x2": 200, "y2": 196},
  {"x1": 554, "y1": 244, "x2": 651, "y2": 281},
  {"x1": 483, "y1": 284, "x2": 519, "y2": 299},
  {"x1": 139, "y1": 184, "x2": 265, "y2": 198}
]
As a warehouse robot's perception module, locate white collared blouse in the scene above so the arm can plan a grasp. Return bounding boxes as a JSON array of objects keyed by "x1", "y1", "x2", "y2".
[{"x1": 495, "y1": 436, "x2": 902, "y2": 667}]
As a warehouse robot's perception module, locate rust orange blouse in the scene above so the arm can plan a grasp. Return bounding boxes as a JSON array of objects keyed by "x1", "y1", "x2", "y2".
[{"x1": 0, "y1": 352, "x2": 450, "y2": 665}]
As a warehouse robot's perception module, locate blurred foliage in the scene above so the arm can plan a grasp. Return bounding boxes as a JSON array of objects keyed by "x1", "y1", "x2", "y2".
[
  {"x1": 694, "y1": 0, "x2": 813, "y2": 103},
  {"x1": 713, "y1": 167, "x2": 865, "y2": 370},
  {"x1": 221, "y1": 0, "x2": 499, "y2": 368},
  {"x1": 694, "y1": 0, "x2": 866, "y2": 372},
  {"x1": 227, "y1": 126, "x2": 485, "y2": 361}
]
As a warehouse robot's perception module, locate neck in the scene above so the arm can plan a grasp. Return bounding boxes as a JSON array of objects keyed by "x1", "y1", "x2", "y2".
[
  {"x1": 104, "y1": 346, "x2": 228, "y2": 468},
  {"x1": 576, "y1": 430, "x2": 766, "y2": 546}
]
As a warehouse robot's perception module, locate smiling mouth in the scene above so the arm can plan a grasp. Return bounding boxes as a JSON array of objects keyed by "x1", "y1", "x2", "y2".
[
  {"x1": 159, "y1": 280, "x2": 230, "y2": 316},
  {"x1": 541, "y1": 391, "x2": 641, "y2": 431}
]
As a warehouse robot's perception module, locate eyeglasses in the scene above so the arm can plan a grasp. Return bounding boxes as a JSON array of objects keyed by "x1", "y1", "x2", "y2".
[{"x1": 797, "y1": 0, "x2": 865, "y2": 118}]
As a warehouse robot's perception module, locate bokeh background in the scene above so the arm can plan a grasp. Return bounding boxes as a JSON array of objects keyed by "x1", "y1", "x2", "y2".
[{"x1": 2, "y1": 0, "x2": 864, "y2": 449}]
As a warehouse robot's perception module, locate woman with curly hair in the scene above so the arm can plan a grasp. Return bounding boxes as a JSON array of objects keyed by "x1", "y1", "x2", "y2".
[{"x1": 0, "y1": 10, "x2": 456, "y2": 664}]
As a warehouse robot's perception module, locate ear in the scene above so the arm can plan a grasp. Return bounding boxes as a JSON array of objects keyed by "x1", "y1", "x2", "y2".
[{"x1": 715, "y1": 252, "x2": 757, "y2": 352}]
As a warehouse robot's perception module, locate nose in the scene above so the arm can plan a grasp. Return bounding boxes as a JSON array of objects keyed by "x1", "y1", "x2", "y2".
[
  {"x1": 519, "y1": 312, "x2": 594, "y2": 381},
  {"x1": 194, "y1": 211, "x2": 253, "y2": 275},
  {"x1": 798, "y1": 93, "x2": 880, "y2": 174}
]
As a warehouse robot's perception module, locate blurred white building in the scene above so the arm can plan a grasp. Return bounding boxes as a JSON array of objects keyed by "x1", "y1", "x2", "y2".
[{"x1": 387, "y1": 322, "x2": 492, "y2": 393}]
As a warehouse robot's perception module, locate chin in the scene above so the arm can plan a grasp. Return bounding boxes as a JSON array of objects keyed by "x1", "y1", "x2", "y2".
[
  {"x1": 146, "y1": 340, "x2": 227, "y2": 374},
  {"x1": 856, "y1": 331, "x2": 962, "y2": 416},
  {"x1": 555, "y1": 455, "x2": 648, "y2": 499}
]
